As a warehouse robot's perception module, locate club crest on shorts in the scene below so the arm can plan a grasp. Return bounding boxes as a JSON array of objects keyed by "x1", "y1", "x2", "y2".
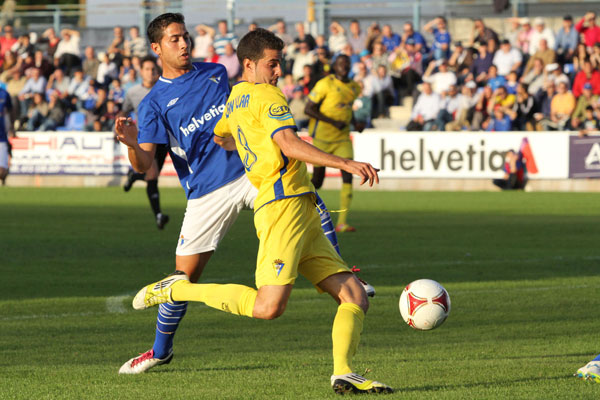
[{"x1": 273, "y1": 259, "x2": 285, "y2": 276}]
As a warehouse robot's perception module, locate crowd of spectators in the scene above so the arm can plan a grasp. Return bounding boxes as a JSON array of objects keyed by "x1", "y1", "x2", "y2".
[
  {"x1": 3, "y1": 13, "x2": 600, "y2": 134},
  {"x1": 400, "y1": 13, "x2": 600, "y2": 133}
]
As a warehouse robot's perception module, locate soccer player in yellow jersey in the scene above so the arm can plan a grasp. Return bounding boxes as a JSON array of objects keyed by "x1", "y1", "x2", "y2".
[
  {"x1": 305, "y1": 55, "x2": 363, "y2": 233},
  {"x1": 132, "y1": 28, "x2": 392, "y2": 395}
]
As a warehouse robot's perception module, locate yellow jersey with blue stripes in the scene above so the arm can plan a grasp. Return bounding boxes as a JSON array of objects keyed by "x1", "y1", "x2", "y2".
[
  {"x1": 215, "y1": 82, "x2": 315, "y2": 212},
  {"x1": 307, "y1": 75, "x2": 360, "y2": 143}
]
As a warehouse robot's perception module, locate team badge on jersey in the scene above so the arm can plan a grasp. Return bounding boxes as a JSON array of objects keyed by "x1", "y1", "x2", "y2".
[
  {"x1": 273, "y1": 259, "x2": 285, "y2": 276},
  {"x1": 268, "y1": 104, "x2": 293, "y2": 121}
]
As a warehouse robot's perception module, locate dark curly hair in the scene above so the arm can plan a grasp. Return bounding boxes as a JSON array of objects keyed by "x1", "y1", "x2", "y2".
[
  {"x1": 236, "y1": 28, "x2": 284, "y2": 66},
  {"x1": 147, "y1": 13, "x2": 185, "y2": 44}
]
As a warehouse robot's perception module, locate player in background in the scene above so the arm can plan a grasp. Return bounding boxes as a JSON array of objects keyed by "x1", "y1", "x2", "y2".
[
  {"x1": 132, "y1": 28, "x2": 392, "y2": 395},
  {"x1": 576, "y1": 357, "x2": 600, "y2": 382},
  {"x1": 305, "y1": 54, "x2": 364, "y2": 233},
  {"x1": 115, "y1": 13, "x2": 359, "y2": 375},
  {"x1": 0, "y1": 86, "x2": 13, "y2": 186},
  {"x1": 120, "y1": 56, "x2": 170, "y2": 230}
]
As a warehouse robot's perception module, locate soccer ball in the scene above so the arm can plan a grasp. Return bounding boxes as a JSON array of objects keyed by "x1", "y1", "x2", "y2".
[{"x1": 399, "y1": 279, "x2": 450, "y2": 331}]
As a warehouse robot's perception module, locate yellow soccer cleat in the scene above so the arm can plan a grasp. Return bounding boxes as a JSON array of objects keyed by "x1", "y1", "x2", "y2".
[
  {"x1": 132, "y1": 271, "x2": 189, "y2": 310},
  {"x1": 331, "y1": 373, "x2": 393, "y2": 395}
]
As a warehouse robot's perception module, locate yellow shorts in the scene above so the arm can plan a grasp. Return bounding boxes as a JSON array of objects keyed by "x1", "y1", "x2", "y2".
[
  {"x1": 312, "y1": 139, "x2": 353, "y2": 167},
  {"x1": 254, "y1": 194, "x2": 350, "y2": 290}
]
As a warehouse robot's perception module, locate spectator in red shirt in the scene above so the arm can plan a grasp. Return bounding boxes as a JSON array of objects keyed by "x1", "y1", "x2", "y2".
[
  {"x1": 0, "y1": 25, "x2": 17, "y2": 60},
  {"x1": 575, "y1": 12, "x2": 600, "y2": 48},
  {"x1": 572, "y1": 59, "x2": 600, "y2": 97}
]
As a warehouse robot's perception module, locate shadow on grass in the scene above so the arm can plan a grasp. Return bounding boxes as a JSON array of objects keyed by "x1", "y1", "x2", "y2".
[
  {"x1": 149, "y1": 364, "x2": 275, "y2": 374},
  {"x1": 401, "y1": 374, "x2": 570, "y2": 393}
]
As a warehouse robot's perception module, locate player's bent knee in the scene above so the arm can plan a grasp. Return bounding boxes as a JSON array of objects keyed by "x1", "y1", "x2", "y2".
[
  {"x1": 254, "y1": 302, "x2": 287, "y2": 320},
  {"x1": 338, "y1": 276, "x2": 369, "y2": 313},
  {"x1": 253, "y1": 284, "x2": 293, "y2": 320}
]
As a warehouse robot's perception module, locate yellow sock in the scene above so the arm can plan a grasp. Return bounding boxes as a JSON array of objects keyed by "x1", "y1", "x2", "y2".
[
  {"x1": 332, "y1": 302, "x2": 364, "y2": 376},
  {"x1": 337, "y1": 183, "x2": 353, "y2": 226},
  {"x1": 171, "y1": 281, "x2": 257, "y2": 318}
]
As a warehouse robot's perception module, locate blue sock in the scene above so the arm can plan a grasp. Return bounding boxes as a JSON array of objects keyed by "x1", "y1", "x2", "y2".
[
  {"x1": 593, "y1": 354, "x2": 600, "y2": 362},
  {"x1": 315, "y1": 192, "x2": 340, "y2": 255},
  {"x1": 152, "y1": 301, "x2": 188, "y2": 359}
]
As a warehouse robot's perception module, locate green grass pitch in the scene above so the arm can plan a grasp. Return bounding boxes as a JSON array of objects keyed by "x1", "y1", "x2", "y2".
[{"x1": 1, "y1": 187, "x2": 600, "y2": 399}]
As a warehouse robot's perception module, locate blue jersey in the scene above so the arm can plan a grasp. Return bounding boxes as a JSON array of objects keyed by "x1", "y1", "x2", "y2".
[
  {"x1": 0, "y1": 88, "x2": 12, "y2": 142},
  {"x1": 137, "y1": 62, "x2": 245, "y2": 200},
  {"x1": 433, "y1": 28, "x2": 451, "y2": 53}
]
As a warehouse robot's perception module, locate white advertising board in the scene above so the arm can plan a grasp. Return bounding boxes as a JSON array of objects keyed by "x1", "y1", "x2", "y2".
[
  {"x1": 9, "y1": 132, "x2": 179, "y2": 177},
  {"x1": 353, "y1": 132, "x2": 569, "y2": 179}
]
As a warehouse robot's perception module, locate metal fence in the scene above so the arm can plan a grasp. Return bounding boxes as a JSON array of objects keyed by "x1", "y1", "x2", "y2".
[{"x1": 5, "y1": 0, "x2": 600, "y2": 35}]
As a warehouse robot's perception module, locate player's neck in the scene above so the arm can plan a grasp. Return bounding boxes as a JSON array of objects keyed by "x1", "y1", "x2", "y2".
[
  {"x1": 241, "y1": 72, "x2": 256, "y2": 84},
  {"x1": 334, "y1": 74, "x2": 349, "y2": 83},
  {"x1": 161, "y1": 64, "x2": 193, "y2": 80}
]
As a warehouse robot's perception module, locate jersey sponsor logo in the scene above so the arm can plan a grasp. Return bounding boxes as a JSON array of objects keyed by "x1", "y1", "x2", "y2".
[
  {"x1": 268, "y1": 104, "x2": 293, "y2": 121},
  {"x1": 179, "y1": 104, "x2": 226, "y2": 137},
  {"x1": 209, "y1": 75, "x2": 221, "y2": 84},
  {"x1": 273, "y1": 259, "x2": 285, "y2": 276},
  {"x1": 179, "y1": 235, "x2": 185, "y2": 246},
  {"x1": 167, "y1": 97, "x2": 179, "y2": 107}
]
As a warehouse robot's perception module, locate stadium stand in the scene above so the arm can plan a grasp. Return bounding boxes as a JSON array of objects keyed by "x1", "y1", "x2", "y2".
[{"x1": 1, "y1": 12, "x2": 599, "y2": 136}]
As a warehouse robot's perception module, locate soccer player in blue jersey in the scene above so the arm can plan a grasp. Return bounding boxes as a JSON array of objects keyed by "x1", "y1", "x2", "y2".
[
  {"x1": 115, "y1": 13, "x2": 356, "y2": 375},
  {"x1": 0, "y1": 86, "x2": 13, "y2": 186},
  {"x1": 131, "y1": 28, "x2": 392, "y2": 394}
]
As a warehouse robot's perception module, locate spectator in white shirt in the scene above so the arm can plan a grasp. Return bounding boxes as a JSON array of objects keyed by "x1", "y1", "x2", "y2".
[
  {"x1": 367, "y1": 64, "x2": 394, "y2": 118},
  {"x1": 529, "y1": 17, "x2": 556, "y2": 56},
  {"x1": 493, "y1": 39, "x2": 523, "y2": 76},
  {"x1": 328, "y1": 21, "x2": 348, "y2": 54},
  {"x1": 96, "y1": 51, "x2": 118, "y2": 86},
  {"x1": 54, "y1": 28, "x2": 81, "y2": 75},
  {"x1": 407, "y1": 82, "x2": 442, "y2": 131},
  {"x1": 446, "y1": 81, "x2": 480, "y2": 130},
  {"x1": 433, "y1": 84, "x2": 463, "y2": 130},
  {"x1": 423, "y1": 59, "x2": 457, "y2": 94},
  {"x1": 544, "y1": 63, "x2": 569, "y2": 87},
  {"x1": 192, "y1": 24, "x2": 215, "y2": 60},
  {"x1": 291, "y1": 41, "x2": 316, "y2": 80}
]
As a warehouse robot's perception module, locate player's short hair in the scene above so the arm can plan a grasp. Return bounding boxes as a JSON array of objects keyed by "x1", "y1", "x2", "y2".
[
  {"x1": 237, "y1": 28, "x2": 284, "y2": 66},
  {"x1": 147, "y1": 13, "x2": 185, "y2": 44}
]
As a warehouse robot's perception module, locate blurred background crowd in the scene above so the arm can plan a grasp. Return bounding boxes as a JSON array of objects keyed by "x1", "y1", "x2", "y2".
[{"x1": 2, "y1": 11, "x2": 600, "y2": 134}]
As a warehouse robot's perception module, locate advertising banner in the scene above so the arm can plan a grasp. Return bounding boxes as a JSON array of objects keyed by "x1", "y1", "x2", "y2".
[
  {"x1": 9, "y1": 131, "x2": 573, "y2": 180},
  {"x1": 354, "y1": 132, "x2": 569, "y2": 179},
  {"x1": 9, "y1": 132, "x2": 129, "y2": 175},
  {"x1": 569, "y1": 135, "x2": 600, "y2": 178},
  {"x1": 9, "y1": 132, "x2": 179, "y2": 176}
]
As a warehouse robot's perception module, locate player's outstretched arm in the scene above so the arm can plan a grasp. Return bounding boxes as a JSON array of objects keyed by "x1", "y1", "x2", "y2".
[
  {"x1": 305, "y1": 100, "x2": 347, "y2": 131},
  {"x1": 273, "y1": 128, "x2": 379, "y2": 186},
  {"x1": 115, "y1": 117, "x2": 156, "y2": 173}
]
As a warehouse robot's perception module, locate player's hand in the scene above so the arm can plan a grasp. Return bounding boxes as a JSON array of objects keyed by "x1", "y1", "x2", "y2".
[
  {"x1": 115, "y1": 117, "x2": 139, "y2": 148},
  {"x1": 213, "y1": 135, "x2": 237, "y2": 151},
  {"x1": 345, "y1": 160, "x2": 380, "y2": 187},
  {"x1": 354, "y1": 121, "x2": 366, "y2": 132}
]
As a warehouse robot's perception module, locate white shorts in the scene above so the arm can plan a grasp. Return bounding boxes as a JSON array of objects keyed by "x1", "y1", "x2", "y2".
[
  {"x1": 176, "y1": 174, "x2": 257, "y2": 256},
  {"x1": 0, "y1": 142, "x2": 8, "y2": 169}
]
